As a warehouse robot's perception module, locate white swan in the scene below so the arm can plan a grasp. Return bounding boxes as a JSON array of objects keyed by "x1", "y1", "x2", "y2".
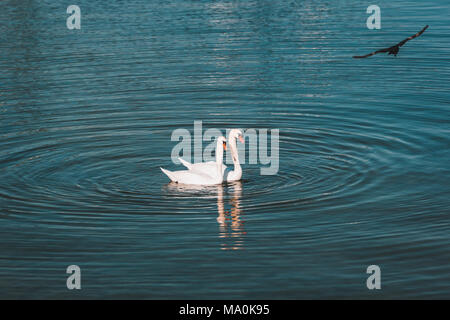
[
  {"x1": 178, "y1": 129, "x2": 244, "y2": 182},
  {"x1": 161, "y1": 136, "x2": 227, "y2": 185}
]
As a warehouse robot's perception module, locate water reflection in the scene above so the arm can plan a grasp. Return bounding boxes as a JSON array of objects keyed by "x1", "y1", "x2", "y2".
[
  {"x1": 217, "y1": 181, "x2": 245, "y2": 250},
  {"x1": 164, "y1": 181, "x2": 245, "y2": 250}
]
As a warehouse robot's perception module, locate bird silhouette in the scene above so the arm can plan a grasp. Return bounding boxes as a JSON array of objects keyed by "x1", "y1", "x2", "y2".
[{"x1": 353, "y1": 25, "x2": 429, "y2": 58}]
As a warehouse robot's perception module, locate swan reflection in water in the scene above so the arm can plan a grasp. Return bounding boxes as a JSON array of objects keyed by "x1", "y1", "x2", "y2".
[
  {"x1": 164, "y1": 181, "x2": 245, "y2": 250},
  {"x1": 216, "y1": 181, "x2": 245, "y2": 250}
]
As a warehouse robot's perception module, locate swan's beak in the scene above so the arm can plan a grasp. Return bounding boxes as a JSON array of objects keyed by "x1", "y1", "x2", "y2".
[
  {"x1": 238, "y1": 136, "x2": 244, "y2": 143},
  {"x1": 223, "y1": 142, "x2": 227, "y2": 151}
]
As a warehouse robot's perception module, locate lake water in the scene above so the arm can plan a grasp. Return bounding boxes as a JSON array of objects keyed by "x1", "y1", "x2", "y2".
[{"x1": 0, "y1": 0, "x2": 449, "y2": 299}]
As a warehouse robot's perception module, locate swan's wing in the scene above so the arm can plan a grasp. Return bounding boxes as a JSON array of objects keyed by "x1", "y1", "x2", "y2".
[
  {"x1": 397, "y1": 25, "x2": 429, "y2": 47},
  {"x1": 189, "y1": 162, "x2": 227, "y2": 176},
  {"x1": 178, "y1": 157, "x2": 193, "y2": 169},
  {"x1": 191, "y1": 161, "x2": 227, "y2": 171},
  {"x1": 178, "y1": 158, "x2": 225, "y2": 173}
]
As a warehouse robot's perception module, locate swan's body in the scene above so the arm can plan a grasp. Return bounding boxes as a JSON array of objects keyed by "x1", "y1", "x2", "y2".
[
  {"x1": 161, "y1": 136, "x2": 227, "y2": 185},
  {"x1": 160, "y1": 168, "x2": 222, "y2": 185},
  {"x1": 178, "y1": 129, "x2": 244, "y2": 182},
  {"x1": 178, "y1": 158, "x2": 227, "y2": 177}
]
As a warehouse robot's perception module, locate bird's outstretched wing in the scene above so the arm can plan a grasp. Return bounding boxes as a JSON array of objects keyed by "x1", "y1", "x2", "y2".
[
  {"x1": 353, "y1": 47, "x2": 390, "y2": 59},
  {"x1": 397, "y1": 25, "x2": 429, "y2": 47},
  {"x1": 353, "y1": 25, "x2": 429, "y2": 59}
]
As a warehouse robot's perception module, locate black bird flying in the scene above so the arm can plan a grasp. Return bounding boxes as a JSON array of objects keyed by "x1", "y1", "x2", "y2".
[{"x1": 353, "y1": 25, "x2": 429, "y2": 59}]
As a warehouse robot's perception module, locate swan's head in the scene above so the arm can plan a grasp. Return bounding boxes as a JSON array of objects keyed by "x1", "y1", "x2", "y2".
[
  {"x1": 217, "y1": 136, "x2": 227, "y2": 150},
  {"x1": 229, "y1": 129, "x2": 244, "y2": 144}
]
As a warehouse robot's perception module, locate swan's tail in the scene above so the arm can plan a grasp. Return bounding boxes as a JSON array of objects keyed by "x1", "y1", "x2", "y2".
[
  {"x1": 160, "y1": 167, "x2": 178, "y2": 182},
  {"x1": 178, "y1": 157, "x2": 193, "y2": 170}
]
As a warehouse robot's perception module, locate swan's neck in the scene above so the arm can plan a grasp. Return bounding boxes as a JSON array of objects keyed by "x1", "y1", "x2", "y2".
[{"x1": 229, "y1": 138, "x2": 242, "y2": 174}]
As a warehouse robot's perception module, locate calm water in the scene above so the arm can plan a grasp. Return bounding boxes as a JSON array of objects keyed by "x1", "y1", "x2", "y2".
[{"x1": 0, "y1": 0, "x2": 449, "y2": 299}]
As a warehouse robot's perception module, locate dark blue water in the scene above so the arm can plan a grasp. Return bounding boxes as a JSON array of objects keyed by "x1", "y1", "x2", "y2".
[{"x1": 0, "y1": 0, "x2": 449, "y2": 299}]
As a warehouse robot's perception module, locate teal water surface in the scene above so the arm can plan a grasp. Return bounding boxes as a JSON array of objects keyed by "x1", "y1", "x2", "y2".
[{"x1": 0, "y1": 0, "x2": 449, "y2": 299}]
